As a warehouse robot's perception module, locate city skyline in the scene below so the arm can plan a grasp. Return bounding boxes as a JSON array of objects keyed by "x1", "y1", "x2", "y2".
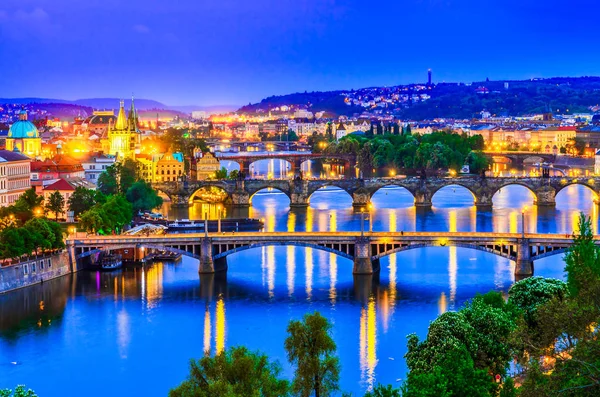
[{"x1": 2, "y1": 0, "x2": 600, "y2": 106}]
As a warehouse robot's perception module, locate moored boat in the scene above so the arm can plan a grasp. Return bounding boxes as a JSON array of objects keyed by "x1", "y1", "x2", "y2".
[{"x1": 100, "y1": 254, "x2": 122, "y2": 271}]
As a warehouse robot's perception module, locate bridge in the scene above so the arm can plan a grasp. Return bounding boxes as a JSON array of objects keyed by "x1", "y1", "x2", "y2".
[
  {"x1": 216, "y1": 153, "x2": 356, "y2": 175},
  {"x1": 153, "y1": 176, "x2": 600, "y2": 209},
  {"x1": 482, "y1": 151, "x2": 557, "y2": 166},
  {"x1": 67, "y1": 231, "x2": 577, "y2": 278}
]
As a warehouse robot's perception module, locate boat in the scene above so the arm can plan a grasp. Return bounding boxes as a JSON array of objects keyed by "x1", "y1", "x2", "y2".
[
  {"x1": 166, "y1": 218, "x2": 264, "y2": 232},
  {"x1": 100, "y1": 253, "x2": 122, "y2": 271}
]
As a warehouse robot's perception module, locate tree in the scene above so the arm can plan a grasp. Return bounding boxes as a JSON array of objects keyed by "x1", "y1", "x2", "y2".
[
  {"x1": 284, "y1": 312, "x2": 340, "y2": 397},
  {"x1": 24, "y1": 218, "x2": 56, "y2": 254},
  {"x1": 364, "y1": 384, "x2": 401, "y2": 397},
  {"x1": 120, "y1": 159, "x2": 138, "y2": 193},
  {"x1": 68, "y1": 187, "x2": 101, "y2": 218},
  {"x1": 0, "y1": 228, "x2": 26, "y2": 261},
  {"x1": 508, "y1": 276, "x2": 567, "y2": 325},
  {"x1": 213, "y1": 167, "x2": 228, "y2": 180},
  {"x1": 0, "y1": 385, "x2": 38, "y2": 397},
  {"x1": 228, "y1": 169, "x2": 240, "y2": 180},
  {"x1": 126, "y1": 181, "x2": 163, "y2": 213},
  {"x1": 564, "y1": 212, "x2": 600, "y2": 296},
  {"x1": 169, "y1": 346, "x2": 290, "y2": 397},
  {"x1": 97, "y1": 164, "x2": 119, "y2": 196},
  {"x1": 45, "y1": 191, "x2": 65, "y2": 221}
]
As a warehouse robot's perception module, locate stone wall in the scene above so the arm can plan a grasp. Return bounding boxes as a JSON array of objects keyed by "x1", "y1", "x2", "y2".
[{"x1": 0, "y1": 251, "x2": 71, "y2": 294}]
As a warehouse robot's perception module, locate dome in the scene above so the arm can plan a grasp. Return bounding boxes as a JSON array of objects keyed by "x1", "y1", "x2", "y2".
[{"x1": 9, "y1": 112, "x2": 39, "y2": 139}]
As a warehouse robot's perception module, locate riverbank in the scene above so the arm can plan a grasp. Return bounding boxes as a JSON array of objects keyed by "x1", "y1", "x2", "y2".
[{"x1": 0, "y1": 251, "x2": 71, "y2": 294}]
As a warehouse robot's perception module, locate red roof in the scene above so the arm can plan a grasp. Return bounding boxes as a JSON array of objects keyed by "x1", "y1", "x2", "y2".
[{"x1": 43, "y1": 179, "x2": 76, "y2": 191}]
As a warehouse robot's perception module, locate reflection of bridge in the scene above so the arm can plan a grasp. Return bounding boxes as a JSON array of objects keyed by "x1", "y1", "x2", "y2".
[
  {"x1": 153, "y1": 176, "x2": 600, "y2": 208},
  {"x1": 216, "y1": 153, "x2": 356, "y2": 175},
  {"x1": 67, "y1": 231, "x2": 577, "y2": 277}
]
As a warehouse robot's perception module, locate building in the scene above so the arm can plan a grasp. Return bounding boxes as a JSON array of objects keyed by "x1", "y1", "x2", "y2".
[
  {"x1": 30, "y1": 155, "x2": 86, "y2": 190},
  {"x1": 155, "y1": 151, "x2": 184, "y2": 182},
  {"x1": 196, "y1": 152, "x2": 221, "y2": 180},
  {"x1": 0, "y1": 149, "x2": 31, "y2": 207},
  {"x1": 42, "y1": 178, "x2": 96, "y2": 220},
  {"x1": 336, "y1": 123, "x2": 347, "y2": 141},
  {"x1": 103, "y1": 99, "x2": 140, "y2": 159},
  {"x1": 6, "y1": 111, "x2": 42, "y2": 158},
  {"x1": 81, "y1": 154, "x2": 116, "y2": 183},
  {"x1": 82, "y1": 111, "x2": 116, "y2": 136}
]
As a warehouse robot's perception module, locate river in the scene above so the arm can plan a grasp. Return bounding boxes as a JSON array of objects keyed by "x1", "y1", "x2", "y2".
[{"x1": 0, "y1": 178, "x2": 597, "y2": 396}]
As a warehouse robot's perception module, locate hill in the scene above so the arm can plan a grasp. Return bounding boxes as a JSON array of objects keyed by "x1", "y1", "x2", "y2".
[{"x1": 238, "y1": 76, "x2": 600, "y2": 120}]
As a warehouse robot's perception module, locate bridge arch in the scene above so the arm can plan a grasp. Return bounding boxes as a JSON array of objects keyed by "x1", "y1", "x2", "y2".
[
  {"x1": 372, "y1": 241, "x2": 517, "y2": 261},
  {"x1": 75, "y1": 243, "x2": 201, "y2": 260},
  {"x1": 369, "y1": 184, "x2": 416, "y2": 207},
  {"x1": 213, "y1": 241, "x2": 354, "y2": 261},
  {"x1": 491, "y1": 182, "x2": 538, "y2": 205},
  {"x1": 555, "y1": 181, "x2": 599, "y2": 201},
  {"x1": 189, "y1": 184, "x2": 232, "y2": 204},
  {"x1": 308, "y1": 186, "x2": 353, "y2": 208},
  {"x1": 430, "y1": 184, "x2": 477, "y2": 206},
  {"x1": 248, "y1": 186, "x2": 292, "y2": 205}
]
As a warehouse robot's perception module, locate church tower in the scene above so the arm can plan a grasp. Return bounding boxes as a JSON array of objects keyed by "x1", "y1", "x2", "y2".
[{"x1": 107, "y1": 98, "x2": 141, "y2": 159}]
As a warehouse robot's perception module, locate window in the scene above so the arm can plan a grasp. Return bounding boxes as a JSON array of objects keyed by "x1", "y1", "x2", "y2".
[
  {"x1": 31, "y1": 263, "x2": 36, "y2": 272},
  {"x1": 48, "y1": 259, "x2": 52, "y2": 268},
  {"x1": 39, "y1": 260, "x2": 44, "y2": 269},
  {"x1": 23, "y1": 264, "x2": 28, "y2": 275}
]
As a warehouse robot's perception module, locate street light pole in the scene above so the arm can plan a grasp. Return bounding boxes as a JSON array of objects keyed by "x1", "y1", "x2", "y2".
[
  {"x1": 368, "y1": 204, "x2": 373, "y2": 233},
  {"x1": 217, "y1": 205, "x2": 222, "y2": 233},
  {"x1": 521, "y1": 209, "x2": 525, "y2": 238},
  {"x1": 204, "y1": 211, "x2": 208, "y2": 237},
  {"x1": 360, "y1": 209, "x2": 365, "y2": 237}
]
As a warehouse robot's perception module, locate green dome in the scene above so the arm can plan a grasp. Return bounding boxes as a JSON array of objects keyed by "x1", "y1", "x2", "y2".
[{"x1": 8, "y1": 119, "x2": 39, "y2": 139}]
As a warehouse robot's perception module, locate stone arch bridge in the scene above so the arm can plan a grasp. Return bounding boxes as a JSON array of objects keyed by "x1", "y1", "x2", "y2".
[
  {"x1": 217, "y1": 153, "x2": 356, "y2": 176},
  {"x1": 67, "y1": 232, "x2": 577, "y2": 278},
  {"x1": 153, "y1": 176, "x2": 600, "y2": 209}
]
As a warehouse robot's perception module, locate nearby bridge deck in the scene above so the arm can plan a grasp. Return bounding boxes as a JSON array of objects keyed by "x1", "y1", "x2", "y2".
[{"x1": 67, "y1": 231, "x2": 576, "y2": 277}]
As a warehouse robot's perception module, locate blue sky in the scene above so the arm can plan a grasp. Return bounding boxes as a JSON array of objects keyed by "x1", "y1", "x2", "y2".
[{"x1": 1, "y1": 0, "x2": 599, "y2": 105}]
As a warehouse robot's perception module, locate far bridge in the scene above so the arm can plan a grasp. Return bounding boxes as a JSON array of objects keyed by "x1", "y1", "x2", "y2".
[
  {"x1": 153, "y1": 176, "x2": 600, "y2": 209},
  {"x1": 67, "y1": 231, "x2": 578, "y2": 278},
  {"x1": 216, "y1": 152, "x2": 356, "y2": 176}
]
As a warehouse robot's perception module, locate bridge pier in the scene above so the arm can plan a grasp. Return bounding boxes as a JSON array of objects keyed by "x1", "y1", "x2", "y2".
[
  {"x1": 199, "y1": 237, "x2": 215, "y2": 273},
  {"x1": 353, "y1": 237, "x2": 378, "y2": 274},
  {"x1": 352, "y1": 189, "x2": 371, "y2": 210},
  {"x1": 414, "y1": 190, "x2": 432, "y2": 208},
  {"x1": 231, "y1": 190, "x2": 250, "y2": 207},
  {"x1": 515, "y1": 238, "x2": 533, "y2": 277},
  {"x1": 534, "y1": 186, "x2": 556, "y2": 207},
  {"x1": 171, "y1": 193, "x2": 191, "y2": 208},
  {"x1": 290, "y1": 193, "x2": 309, "y2": 208},
  {"x1": 475, "y1": 190, "x2": 494, "y2": 210}
]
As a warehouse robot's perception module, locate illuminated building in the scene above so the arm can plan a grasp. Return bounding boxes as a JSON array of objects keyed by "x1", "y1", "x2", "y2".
[
  {"x1": 82, "y1": 110, "x2": 116, "y2": 136},
  {"x1": 196, "y1": 152, "x2": 221, "y2": 180},
  {"x1": 136, "y1": 154, "x2": 158, "y2": 183},
  {"x1": 335, "y1": 122, "x2": 347, "y2": 140},
  {"x1": 81, "y1": 154, "x2": 116, "y2": 183},
  {"x1": 42, "y1": 177, "x2": 96, "y2": 219},
  {"x1": 6, "y1": 111, "x2": 42, "y2": 158},
  {"x1": 30, "y1": 155, "x2": 85, "y2": 190},
  {"x1": 103, "y1": 99, "x2": 141, "y2": 160},
  {"x1": 0, "y1": 150, "x2": 31, "y2": 206},
  {"x1": 155, "y1": 151, "x2": 184, "y2": 182}
]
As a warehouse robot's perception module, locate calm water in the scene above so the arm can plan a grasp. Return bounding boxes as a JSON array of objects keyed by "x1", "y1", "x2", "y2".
[{"x1": 1, "y1": 183, "x2": 597, "y2": 396}]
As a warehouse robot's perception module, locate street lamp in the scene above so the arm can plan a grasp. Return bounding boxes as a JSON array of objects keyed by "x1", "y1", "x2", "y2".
[
  {"x1": 368, "y1": 203, "x2": 373, "y2": 233},
  {"x1": 217, "y1": 204, "x2": 222, "y2": 233},
  {"x1": 521, "y1": 206, "x2": 528, "y2": 238},
  {"x1": 360, "y1": 207, "x2": 365, "y2": 236},
  {"x1": 204, "y1": 211, "x2": 208, "y2": 237}
]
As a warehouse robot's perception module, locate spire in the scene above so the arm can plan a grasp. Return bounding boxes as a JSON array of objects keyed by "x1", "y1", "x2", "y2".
[
  {"x1": 128, "y1": 93, "x2": 139, "y2": 132},
  {"x1": 114, "y1": 99, "x2": 128, "y2": 130}
]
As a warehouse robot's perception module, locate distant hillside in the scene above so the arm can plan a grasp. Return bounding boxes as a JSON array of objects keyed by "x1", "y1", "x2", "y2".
[{"x1": 238, "y1": 76, "x2": 600, "y2": 120}]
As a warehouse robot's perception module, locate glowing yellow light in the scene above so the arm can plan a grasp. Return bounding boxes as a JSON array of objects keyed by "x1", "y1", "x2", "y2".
[{"x1": 215, "y1": 295, "x2": 226, "y2": 354}]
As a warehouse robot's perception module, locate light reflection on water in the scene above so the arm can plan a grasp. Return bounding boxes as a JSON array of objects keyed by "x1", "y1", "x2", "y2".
[{"x1": 0, "y1": 184, "x2": 598, "y2": 396}]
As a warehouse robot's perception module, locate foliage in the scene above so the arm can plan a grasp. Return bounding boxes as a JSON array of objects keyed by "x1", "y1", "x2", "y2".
[
  {"x1": 0, "y1": 188, "x2": 45, "y2": 223},
  {"x1": 327, "y1": 131, "x2": 487, "y2": 175},
  {"x1": 213, "y1": 167, "x2": 229, "y2": 180},
  {"x1": 564, "y1": 213, "x2": 600, "y2": 296},
  {"x1": 285, "y1": 311, "x2": 340, "y2": 397},
  {"x1": 403, "y1": 292, "x2": 515, "y2": 396},
  {"x1": 364, "y1": 384, "x2": 401, "y2": 397},
  {"x1": 169, "y1": 346, "x2": 290, "y2": 397},
  {"x1": 97, "y1": 164, "x2": 119, "y2": 196},
  {"x1": 508, "y1": 276, "x2": 567, "y2": 325},
  {"x1": 0, "y1": 385, "x2": 38, "y2": 397},
  {"x1": 78, "y1": 195, "x2": 133, "y2": 235},
  {"x1": 125, "y1": 181, "x2": 163, "y2": 213},
  {"x1": 45, "y1": 190, "x2": 65, "y2": 221},
  {"x1": 0, "y1": 218, "x2": 64, "y2": 260},
  {"x1": 68, "y1": 187, "x2": 104, "y2": 219}
]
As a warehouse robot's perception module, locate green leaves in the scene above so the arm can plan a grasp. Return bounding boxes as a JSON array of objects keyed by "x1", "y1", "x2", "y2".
[
  {"x1": 285, "y1": 311, "x2": 340, "y2": 397},
  {"x1": 45, "y1": 190, "x2": 65, "y2": 221},
  {"x1": 79, "y1": 195, "x2": 133, "y2": 235},
  {"x1": 169, "y1": 346, "x2": 290, "y2": 397},
  {"x1": 125, "y1": 180, "x2": 163, "y2": 213},
  {"x1": 0, "y1": 385, "x2": 38, "y2": 397}
]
